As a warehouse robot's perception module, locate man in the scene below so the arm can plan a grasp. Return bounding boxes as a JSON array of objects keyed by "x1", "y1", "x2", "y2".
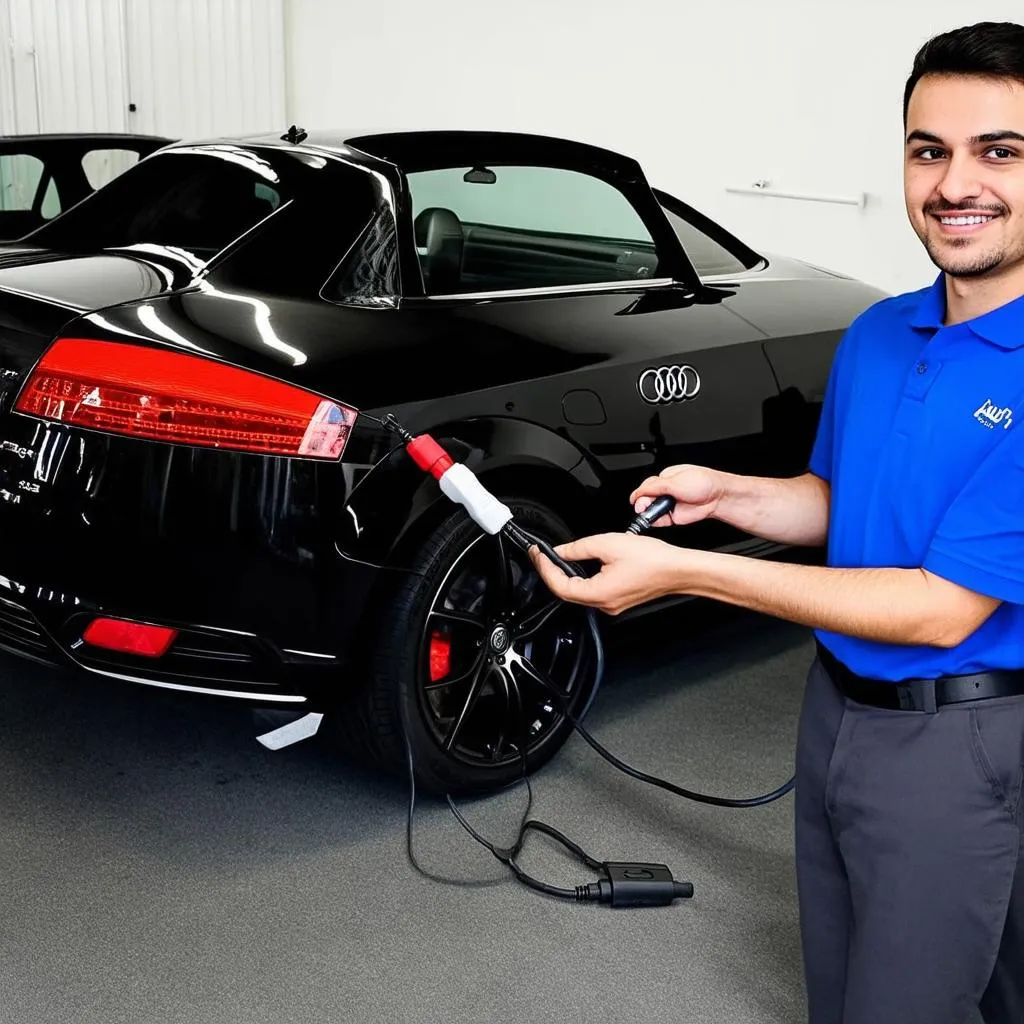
[{"x1": 530, "y1": 21, "x2": 1024, "y2": 1024}]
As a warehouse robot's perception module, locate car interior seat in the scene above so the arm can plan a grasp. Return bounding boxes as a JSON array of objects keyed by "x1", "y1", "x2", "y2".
[{"x1": 413, "y1": 207, "x2": 464, "y2": 293}]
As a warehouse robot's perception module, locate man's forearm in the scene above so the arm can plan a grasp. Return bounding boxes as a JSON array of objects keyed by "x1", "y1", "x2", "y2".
[
  {"x1": 673, "y1": 550, "x2": 997, "y2": 648},
  {"x1": 712, "y1": 471, "x2": 829, "y2": 548}
]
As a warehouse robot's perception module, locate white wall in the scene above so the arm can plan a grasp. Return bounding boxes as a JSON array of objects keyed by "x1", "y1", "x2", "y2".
[
  {"x1": 284, "y1": 0, "x2": 1024, "y2": 297},
  {"x1": 122, "y1": 0, "x2": 288, "y2": 139},
  {"x1": 5, "y1": 0, "x2": 133, "y2": 135}
]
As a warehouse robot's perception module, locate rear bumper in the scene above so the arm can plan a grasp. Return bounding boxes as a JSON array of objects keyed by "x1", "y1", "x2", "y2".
[
  {"x1": 0, "y1": 583, "x2": 316, "y2": 702},
  {"x1": 0, "y1": 411, "x2": 399, "y2": 692},
  {"x1": 0, "y1": 419, "x2": 399, "y2": 702},
  {"x1": 0, "y1": 591, "x2": 62, "y2": 667},
  {"x1": 0, "y1": 569, "x2": 371, "y2": 704},
  {"x1": 0, "y1": 513, "x2": 390, "y2": 707}
]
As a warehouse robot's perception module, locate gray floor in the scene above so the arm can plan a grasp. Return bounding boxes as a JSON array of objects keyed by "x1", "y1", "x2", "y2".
[{"x1": 0, "y1": 603, "x2": 814, "y2": 1024}]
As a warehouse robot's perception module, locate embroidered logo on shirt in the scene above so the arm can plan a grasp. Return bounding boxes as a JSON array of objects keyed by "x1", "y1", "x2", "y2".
[{"x1": 974, "y1": 399, "x2": 1014, "y2": 430}]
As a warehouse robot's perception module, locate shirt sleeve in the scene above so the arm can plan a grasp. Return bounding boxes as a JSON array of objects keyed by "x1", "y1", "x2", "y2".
[
  {"x1": 807, "y1": 332, "x2": 849, "y2": 482},
  {"x1": 923, "y1": 430, "x2": 1024, "y2": 604}
]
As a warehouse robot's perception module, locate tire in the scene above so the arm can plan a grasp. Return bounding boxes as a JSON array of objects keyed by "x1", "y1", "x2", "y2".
[{"x1": 341, "y1": 497, "x2": 599, "y2": 795}]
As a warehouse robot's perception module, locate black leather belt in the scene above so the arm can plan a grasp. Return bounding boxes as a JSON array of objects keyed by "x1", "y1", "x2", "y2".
[{"x1": 815, "y1": 639, "x2": 1024, "y2": 713}]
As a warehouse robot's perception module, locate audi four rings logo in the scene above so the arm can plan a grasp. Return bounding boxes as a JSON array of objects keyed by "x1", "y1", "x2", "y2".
[
  {"x1": 489, "y1": 625, "x2": 511, "y2": 654},
  {"x1": 637, "y1": 365, "x2": 701, "y2": 404}
]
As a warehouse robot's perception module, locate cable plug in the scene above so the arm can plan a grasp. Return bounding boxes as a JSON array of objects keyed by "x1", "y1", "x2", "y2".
[
  {"x1": 381, "y1": 413, "x2": 414, "y2": 443},
  {"x1": 626, "y1": 495, "x2": 677, "y2": 535},
  {"x1": 576, "y1": 862, "x2": 694, "y2": 907},
  {"x1": 504, "y1": 522, "x2": 587, "y2": 579}
]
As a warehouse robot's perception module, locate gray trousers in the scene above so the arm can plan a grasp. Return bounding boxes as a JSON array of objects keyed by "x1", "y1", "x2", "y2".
[{"x1": 795, "y1": 656, "x2": 1024, "y2": 1024}]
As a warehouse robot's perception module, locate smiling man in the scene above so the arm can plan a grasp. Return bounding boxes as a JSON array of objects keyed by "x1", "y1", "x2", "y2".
[
  {"x1": 908, "y1": 113, "x2": 1024, "y2": 285},
  {"x1": 531, "y1": 21, "x2": 1024, "y2": 1024}
]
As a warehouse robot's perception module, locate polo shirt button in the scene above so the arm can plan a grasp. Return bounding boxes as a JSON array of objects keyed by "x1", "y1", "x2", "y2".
[{"x1": 916, "y1": 362, "x2": 928, "y2": 374}]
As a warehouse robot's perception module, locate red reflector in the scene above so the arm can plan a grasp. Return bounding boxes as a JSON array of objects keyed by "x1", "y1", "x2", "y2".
[
  {"x1": 15, "y1": 338, "x2": 357, "y2": 459},
  {"x1": 83, "y1": 618, "x2": 178, "y2": 657},
  {"x1": 429, "y1": 630, "x2": 451, "y2": 682}
]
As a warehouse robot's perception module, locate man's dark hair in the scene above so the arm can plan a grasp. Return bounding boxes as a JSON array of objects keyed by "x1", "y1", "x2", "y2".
[{"x1": 904, "y1": 21, "x2": 1024, "y2": 122}]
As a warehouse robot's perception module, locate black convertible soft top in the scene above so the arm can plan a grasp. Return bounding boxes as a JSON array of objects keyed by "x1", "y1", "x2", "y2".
[{"x1": 219, "y1": 127, "x2": 646, "y2": 178}]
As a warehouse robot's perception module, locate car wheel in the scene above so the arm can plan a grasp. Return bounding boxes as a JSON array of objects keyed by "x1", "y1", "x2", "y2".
[{"x1": 347, "y1": 498, "x2": 598, "y2": 795}]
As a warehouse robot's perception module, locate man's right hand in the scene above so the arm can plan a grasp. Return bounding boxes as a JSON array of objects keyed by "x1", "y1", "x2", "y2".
[
  {"x1": 631, "y1": 466, "x2": 831, "y2": 548},
  {"x1": 629, "y1": 465, "x2": 725, "y2": 528}
]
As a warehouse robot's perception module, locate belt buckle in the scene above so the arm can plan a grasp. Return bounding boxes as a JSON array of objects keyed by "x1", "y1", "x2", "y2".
[{"x1": 897, "y1": 680, "x2": 937, "y2": 713}]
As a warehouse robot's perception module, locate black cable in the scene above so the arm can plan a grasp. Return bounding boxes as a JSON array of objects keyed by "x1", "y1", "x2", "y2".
[
  {"x1": 445, "y1": 798, "x2": 581, "y2": 901},
  {"x1": 403, "y1": 729, "x2": 533, "y2": 889},
  {"x1": 439, "y1": 513, "x2": 791, "y2": 905},
  {"x1": 510, "y1": 819, "x2": 605, "y2": 872},
  {"x1": 504, "y1": 522, "x2": 606, "y2": 727},
  {"x1": 439, "y1": 644, "x2": 598, "y2": 901},
  {"x1": 505, "y1": 520, "x2": 796, "y2": 809},
  {"x1": 405, "y1": 657, "x2": 599, "y2": 902}
]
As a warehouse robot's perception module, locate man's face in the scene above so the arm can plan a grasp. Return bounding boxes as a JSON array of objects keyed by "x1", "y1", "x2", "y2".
[{"x1": 905, "y1": 73, "x2": 1024, "y2": 278}]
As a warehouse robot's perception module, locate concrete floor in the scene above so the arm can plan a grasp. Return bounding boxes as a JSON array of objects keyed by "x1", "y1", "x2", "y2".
[{"x1": 0, "y1": 601, "x2": 813, "y2": 1024}]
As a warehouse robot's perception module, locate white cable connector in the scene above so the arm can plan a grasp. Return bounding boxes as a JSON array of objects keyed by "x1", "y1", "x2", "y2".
[
  {"x1": 438, "y1": 463, "x2": 514, "y2": 535},
  {"x1": 400, "y1": 429, "x2": 513, "y2": 534}
]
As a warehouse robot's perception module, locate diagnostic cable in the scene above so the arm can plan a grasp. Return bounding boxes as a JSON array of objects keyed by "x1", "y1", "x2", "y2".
[{"x1": 374, "y1": 413, "x2": 795, "y2": 907}]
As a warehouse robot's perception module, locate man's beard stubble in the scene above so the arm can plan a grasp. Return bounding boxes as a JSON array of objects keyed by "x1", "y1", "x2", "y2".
[
  {"x1": 920, "y1": 200, "x2": 1019, "y2": 277},
  {"x1": 925, "y1": 235, "x2": 1009, "y2": 277}
]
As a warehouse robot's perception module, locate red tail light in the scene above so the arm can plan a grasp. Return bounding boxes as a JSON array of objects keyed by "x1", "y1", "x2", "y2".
[
  {"x1": 83, "y1": 618, "x2": 178, "y2": 657},
  {"x1": 14, "y1": 338, "x2": 357, "y2": 459}
]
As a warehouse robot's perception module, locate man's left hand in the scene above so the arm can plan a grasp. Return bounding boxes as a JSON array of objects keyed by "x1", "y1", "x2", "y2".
[{"x1": 528, "y1": 533, "x2": 690, "y2": 615}]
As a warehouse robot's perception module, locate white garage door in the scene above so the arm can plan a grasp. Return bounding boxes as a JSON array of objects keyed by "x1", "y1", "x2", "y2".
[{"x1": 0, "y1": 0, "x2": 286, "y2": 141}]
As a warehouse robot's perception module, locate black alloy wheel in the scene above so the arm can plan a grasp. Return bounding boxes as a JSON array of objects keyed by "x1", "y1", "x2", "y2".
[
  {"x1": 352, "y1": 498, "x2": 599, "y2": 794},
  {"x1": 418, "y1": 527, "x2": 591, "y2": 771}
]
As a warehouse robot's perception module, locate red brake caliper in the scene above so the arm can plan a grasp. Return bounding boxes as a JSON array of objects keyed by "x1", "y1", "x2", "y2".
[{"x1": 429, "y1": 630, "x2": 451, "y2": 682}]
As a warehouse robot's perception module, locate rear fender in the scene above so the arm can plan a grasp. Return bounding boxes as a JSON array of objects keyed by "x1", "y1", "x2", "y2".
[{"x1": 336, "y1": 417, "x2": 605, "y2": 568}]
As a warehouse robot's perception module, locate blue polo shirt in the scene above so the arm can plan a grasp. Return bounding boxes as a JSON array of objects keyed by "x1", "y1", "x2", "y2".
[{"x1": 810, "y1": 273, "x2": 1024, "y2": 681}]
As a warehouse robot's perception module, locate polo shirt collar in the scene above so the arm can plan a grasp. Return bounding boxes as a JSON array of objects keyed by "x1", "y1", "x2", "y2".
[
  {"x1": 909, "y1": 274, "x2": 946, "y2": 332},
  {"x1": 910, "y1": 273, "x2": 1024, "y2": 349}
]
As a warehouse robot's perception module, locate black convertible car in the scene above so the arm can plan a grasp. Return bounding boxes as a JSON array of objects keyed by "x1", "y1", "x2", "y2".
[{"x1": 0, "y1": 128, "x2": 885, "y2": 792}]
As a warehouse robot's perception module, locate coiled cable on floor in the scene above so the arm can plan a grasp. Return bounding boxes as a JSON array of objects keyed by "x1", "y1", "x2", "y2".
[{"x1": 405, "y1": 687, "x2": 612, "y2": 903}]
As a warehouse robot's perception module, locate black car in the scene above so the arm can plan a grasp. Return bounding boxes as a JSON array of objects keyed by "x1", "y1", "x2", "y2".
[
  {"x1": 0, "y1": 128, "x2": 885, "y2": 793},
  {"x1": 0, "y1": 133, "x2": 173, "y2": 241}
]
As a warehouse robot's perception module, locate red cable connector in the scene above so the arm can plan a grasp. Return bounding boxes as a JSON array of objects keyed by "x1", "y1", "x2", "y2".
[{"x1": 405, "y1": 434, "x2": 455, "y2": 480}]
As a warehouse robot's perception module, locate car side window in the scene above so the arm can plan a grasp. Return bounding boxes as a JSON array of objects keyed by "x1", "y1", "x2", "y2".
[
  {"x1": 81, "y1": 148, "x2": 143, "y2": 190},
  {"x1": 39, "y1": 177, "x2": 61, "y2": 219},
  {"x1": 328, "y1": 203, "x2": 400, "y2": 307},
  {"x1": 0, "y1": 154, "x2": 45, "y2": 211},
  {"x1": 660, "y1": 205, "x2": 748, "y2": 278},
  {"x1": 31, "y1": 150, "x2": 285, "y2": 260},
  {"x1": 405, "y1": 165, "x2": 659, "y2": 295}
]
